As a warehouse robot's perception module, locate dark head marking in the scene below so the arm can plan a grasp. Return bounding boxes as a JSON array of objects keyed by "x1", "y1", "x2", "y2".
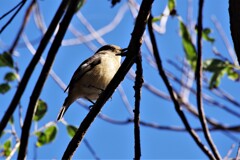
[{"x1": 95, "y1": 45, "x2": 121, "y2": 54}]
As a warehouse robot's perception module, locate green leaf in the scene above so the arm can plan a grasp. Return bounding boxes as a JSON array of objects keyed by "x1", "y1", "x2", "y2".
[
  {"x1": 36, "y1": 125, "x2": 57, "y2": 147},
  {"x1": 66, "y1": 125, "x2": 78, "y2": 138},
  {"x1": 0, "y1": 52, "x2": 14, "y2": 68},
  {"x1": 203, "y1": 58, "x2": 240, "y2": 88},
  {"x1": 203, "y1": 59, "x2": 227, "y2": 71},
  {"x1": 3, "y1": 140, "x2": 11, "y2": 150},
  {"x1": 45, "y1": 125, "x2": 57, "y2": 142},
  {"x1": 209, "y1": 68, "x2": 227, "y2": 89},
  {"x1": 3, "y1": 140, "x2": 11, "y2": 157},
  {"x1": 35, "y1": 132, "x2": 47, "y2": 147},
  {"x1": 4, "y1": 72, "x2": 19, "y2": 82},
  {"x1": 226, "y1": 67, "x2": 239, "y2": 80},
  {"x1": 202, "y1": 28, "x2": 215, "y2": 43},
  {"x1": 33, "y1": 99, "x2": 47, "y2": 121},
  {"x1": 152, "y1": 16, "x2": 162, "y2": 23},
  {"x1": 76, "y1": 0, "x2": 85, "y2": 12},
  {"x1": 168, "y1": 0, "x2": 176, "y2": 11},
  {"x1": 0, "y1": 83, "x2": 11, "y2": 94},
  {"x1": 179, "y1": 21, "x2": 197, "y2": 69}
]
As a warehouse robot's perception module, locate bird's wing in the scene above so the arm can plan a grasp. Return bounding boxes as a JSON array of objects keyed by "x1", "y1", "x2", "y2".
[{"x1": 64, "y1": 54, "x2": 101, "y2": 92}]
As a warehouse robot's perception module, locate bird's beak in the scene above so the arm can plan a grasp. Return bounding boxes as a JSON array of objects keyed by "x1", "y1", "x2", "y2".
[{"x1": 116, "y1": 48, "x2": 128, "y2": 57}]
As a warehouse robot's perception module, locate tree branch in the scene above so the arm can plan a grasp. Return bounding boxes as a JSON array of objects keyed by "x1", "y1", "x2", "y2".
[
  {"x1": 9, "y1": 0, "x2": 36, "y2": 54},
  {"x1": 133, "y1": 51, "x2": 143, "y2": 159},
  {"x1": 196, "y1": 0, "x2": 221, "y2": 159},
  {"x1": 17, "y1": 0, "x2": 76, "y2": 158},
  {"x1": 0, "y1": 0, "x2": 68, "y2": 136},
  {"x1": 229, "y1": 0, "x2": 240, "y2": 65},
  {"x1": 0, "y1": 0, "x2": 27, "y2": 34},
  {"x1": 147, "y1": 14, "x2": 215, "y2": 159},
  {"x1": 62, "y1": 0, "x2": 154, "y2": 159},
  {"x1": 0, "y1": 1, "x2": 24, "y2": 20}
]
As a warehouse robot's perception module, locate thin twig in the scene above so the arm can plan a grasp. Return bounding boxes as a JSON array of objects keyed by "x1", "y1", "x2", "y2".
[
  {"x1": 166, "y1": 59, "x2": 240, "y2": 118},
  {"x1": 213, "y1": 88, "x2": 240, "y2": 109},
  {"x1": 6, "y1": 141, "x2": 20, "y2": 160},
  {"x1": 223, "y1": 144, "x2": 236, "y2": 160},
  {"x1": 9, "y1": 0, "x2": 36, "y2": 54},
  {"x1": 0, "y1": 1, "x2": 24, "y2": 20},
  {"x1": 17, "y1": 0, "x2": 75, "y2": 158},
  {"x1": 62, "y1": 0, "x2": 154, "y2": 158},
  {"x1": 211, "y1": 16, "x2": 237, "y2": 65},
  {"x1": 147, "y1": 14, "x2": 215, "y2": 159},
  {"x1": 33, "y1": 2, "x2": 47, "y2": 34},
  {"x1": 117, "y1": 85, "x2": 134, "y2": 117},
  {"x1": 129, "y1": 68, "x2": 240, "y2": 136},
  {"x1": 187, "y1": 0, "x2": 193, "y2": 30},
  {"x1": 133, "y1": 51, "x2": 143, "y2": 159},
  {"x1": 32, "y1": 121, "x2": 57, "y2": 135},
  {"x1": 196, "y1": 0, "x2": 221, "y2": 159},
  {"x1": 62, "y1": 3, "x2": 128, "y2": 46},
  {"x1": 0, "y1": 0, "x2": 68, "y2": 136},
  {"x1": 76, "y1": 12, "x2": 106, "y2": 45},
  {"x1": 0, "y1": 0, "x2": 26, "y2": 34},
  {"x1": 68, "y1": 25, "x2": 98, "y2": 51},
  {"x1": 236, "y1": 145, "x2": 240, "y2": 160},
  {"x1": 83, "y1": 139, "x2": 100, "y2": 160}
]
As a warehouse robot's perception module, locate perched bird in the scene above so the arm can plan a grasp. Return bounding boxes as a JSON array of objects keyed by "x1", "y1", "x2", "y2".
[{"x1": 57, "y1": 44, "x2": 127, "y2": 121}]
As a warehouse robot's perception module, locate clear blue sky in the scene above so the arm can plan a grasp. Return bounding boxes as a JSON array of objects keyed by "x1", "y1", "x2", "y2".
[{"x1": 0, "y1": 0, "x2": 239, "y2": 159}]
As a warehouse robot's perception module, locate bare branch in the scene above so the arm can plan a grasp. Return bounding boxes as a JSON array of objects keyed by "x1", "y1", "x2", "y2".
[
  {"x1": 236, "y1": 146, "x2": 240, "y2": 159},
  {"x1": 9, "y1": 0, "x2": 36, "y2": 54},
  {"x1": 167, "y1": 59, "x2": 240, "y2": 116},
  {"x1": 223, "y1": 144, "x2": 236, "y2": 160},
  {"x1": 117, "y1": 85, "x2": 134, "y2": 117},
  {"x1": 62, "y1": 0, "x2": 154, "y2": 158},
  {"x1": 0, "y1": 1, "x2": 24, "y2": 20},
  {"x1": 17, "y1": 0, "x2": 77, "y2": 158},
  {"x1": 211, "y1": 16, "x2": 237, "y2": 65},
  {"x1": 147, "y1": 14, "x2": 215, "y2": 159},
  {"x1": 62, "y1": 3, "x2": 128, "y2": 46},
  {"x1": 196, "y1": 0, "x2": 221, "y2": 159},
  {"x1": 229, "y1": 0, "x2": 240, "y2": 65},
  {"x1": 133, "y1": 52, "x2": 143, "y2": 159},
  {"x1": 0, "y1": 0, "x2": 26, "y2": 34},
  {"x1": 0, "y1": 0, "x2": 68, "y2": 136},
  {"x1": 83, "y1": 139, "x2": 100, "y2": 160}
]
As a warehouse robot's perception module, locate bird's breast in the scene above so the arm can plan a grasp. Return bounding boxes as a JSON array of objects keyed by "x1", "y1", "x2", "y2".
[{"x1": 73, "y1": 55, "x2": 120, "y2": 100}]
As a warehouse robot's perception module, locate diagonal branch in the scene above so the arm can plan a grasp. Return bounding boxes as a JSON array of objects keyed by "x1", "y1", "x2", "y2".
[
  {"x1": 147, "y1": 14, "x2": 215, "y2": 159},
  {"x1": 17, "y1": 0, "x2": 77, "y2": 158},
  {"x1": 0, "y1": 0, "x2": 68, "y2": 136},
  {"x1": 0, "y1": 0, "x2": 27, "y2": 34},
  {"x1": 0, "y1": 1, "x2": 24, "y2": 20},
  {"x1": 9, "y1": 0, "x2": 36, "y2": 54},
  {"x1": 62, "y1": 0, "x2": 154, "y2": 159},
  {"x1": 196, "y1": 0, "x2": 221, "y2": 159}
]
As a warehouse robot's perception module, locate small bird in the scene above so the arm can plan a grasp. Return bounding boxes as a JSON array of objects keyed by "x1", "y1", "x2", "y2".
[{"x1": 57, "y1": 44, "x2": 127, "y2": 121}]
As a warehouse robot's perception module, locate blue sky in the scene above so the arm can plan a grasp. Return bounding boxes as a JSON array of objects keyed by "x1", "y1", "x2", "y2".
[{"x1": 0, "y1": 0, "x2": 239, "y2": 159}]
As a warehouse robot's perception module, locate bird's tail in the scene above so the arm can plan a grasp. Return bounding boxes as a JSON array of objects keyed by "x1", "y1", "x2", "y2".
[
  {"x1": 57, "y1": 105, "x2": 68, "y2": 121},
  {"x1": 57, "y1": 96, "x2": 73, "y2": 121}
]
